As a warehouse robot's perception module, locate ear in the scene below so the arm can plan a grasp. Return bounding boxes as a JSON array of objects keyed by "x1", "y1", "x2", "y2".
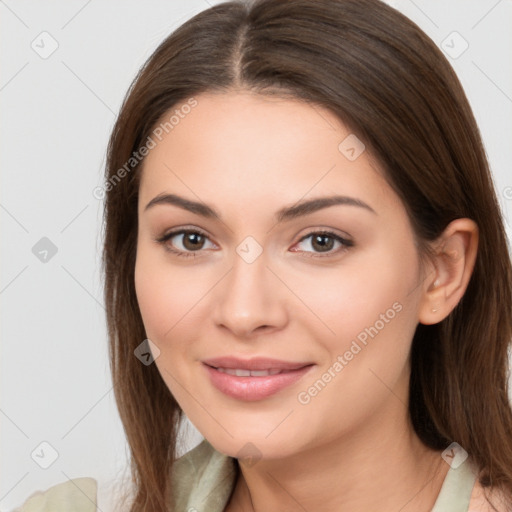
[{"x1": 418, "y1": 218, "x2": 479, "y2": 325}]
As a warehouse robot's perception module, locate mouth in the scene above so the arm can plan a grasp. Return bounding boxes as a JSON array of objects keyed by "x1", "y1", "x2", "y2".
[
  {"x1": 203, "y1": 356, "x2": 312, "y2": 372},
  {"x1": 202, "y1": 357, "x2": 314, "y2": 401},
  {"x1": 213, "y1": 367, "x2": 284, "y2": 377}
]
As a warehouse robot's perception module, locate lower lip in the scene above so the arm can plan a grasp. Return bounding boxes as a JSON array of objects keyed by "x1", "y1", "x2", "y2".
[{"x1": 203, "y1": 364, "x2": 314, "y2": 401}]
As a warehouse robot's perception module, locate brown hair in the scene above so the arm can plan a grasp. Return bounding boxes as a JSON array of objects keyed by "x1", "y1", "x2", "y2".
[{"x1": 102, "y1": 0, "x2": 512, "y2": 510}]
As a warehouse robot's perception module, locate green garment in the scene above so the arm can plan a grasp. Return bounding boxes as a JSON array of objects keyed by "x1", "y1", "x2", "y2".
[{"x1": 14, "y1": 439, "x2": 478, "y2": 511}]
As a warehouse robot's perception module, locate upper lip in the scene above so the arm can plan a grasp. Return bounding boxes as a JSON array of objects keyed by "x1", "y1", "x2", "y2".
[{"x1": 203, "y1": 356, "x2": 313, "y2": 371}]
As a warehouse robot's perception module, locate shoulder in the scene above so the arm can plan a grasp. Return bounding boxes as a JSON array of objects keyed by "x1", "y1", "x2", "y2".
[
  {"x1": 12, "y1": 477, "x2": 97, "y2": 512},
  {"x1": 468, "y1": 478, "x2": 511, "y2": 512}
]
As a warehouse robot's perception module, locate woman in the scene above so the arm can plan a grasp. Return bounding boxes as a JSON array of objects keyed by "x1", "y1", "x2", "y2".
[{"x1": 15, "y1": 0, "x2": 512, "y2": 510}]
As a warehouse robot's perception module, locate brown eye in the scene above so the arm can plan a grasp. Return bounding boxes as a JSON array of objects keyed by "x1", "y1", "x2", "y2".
[
  {"x1": 156, "y1": 229, "x2": 216, "y2": 258},
  {"x1": 181, "y1": 232, "x2": 206, "y2": 251},
  {"x1": 311, "y1": 234, "x2": 335, "y2": 252},
  {"x1": 292, "y1": 230, "x2": 354, "y2": 257}
]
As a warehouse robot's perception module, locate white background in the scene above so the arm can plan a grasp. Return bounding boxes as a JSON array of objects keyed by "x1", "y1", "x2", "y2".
[{"x1": 1, "y1": 1, "x2": 511, "y2": 510}]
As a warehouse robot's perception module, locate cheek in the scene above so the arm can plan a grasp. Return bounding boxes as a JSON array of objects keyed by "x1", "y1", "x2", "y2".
[
  {"x1": 292, "y1": 242, "x2": 421, "y2": 412},
  {"x1": 290, "y1": 266, "x2": 418, "y2": 442},
  {"x1": 289, "y1": 247, "x2": 417, "y2": 346},
  {"x1": 134, "y1": 249, "x2": 199, "y2": 400},
  {"x1": 135, "y1": 248, "x2": 167, "y2": 340},
  {"x1": 134, "y1": 242, "x2": 217, "y2": 358},
  {"x1": 134, "y1": 244, "x2": 186, "y2": 343},
  {"x1": 338, "y1": 251, "x2": 419, "y2": 377}
]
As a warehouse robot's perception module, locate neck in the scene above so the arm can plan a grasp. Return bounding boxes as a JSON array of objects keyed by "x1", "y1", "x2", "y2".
[{"x1": 227, "y1": 395, "x2": 449, "y2": 512}]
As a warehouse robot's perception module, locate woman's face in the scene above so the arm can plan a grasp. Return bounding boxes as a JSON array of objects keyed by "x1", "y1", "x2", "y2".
[{"x1": 135, "y1": 91, "x2": 427, "y2": 459}]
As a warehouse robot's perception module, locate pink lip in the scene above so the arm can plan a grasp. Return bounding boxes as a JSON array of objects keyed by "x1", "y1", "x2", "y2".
[{"x1": 202, "y1": 357, "x2": 314, "y2": 401}]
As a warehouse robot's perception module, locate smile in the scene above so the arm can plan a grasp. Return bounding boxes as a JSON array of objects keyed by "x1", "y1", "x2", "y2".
[
  {"x1": 215, "y1": 368, "x2": 283, "y2": 377},
  {"x1": 202, "y1": 357, "x2": 314, "y2": 401}
]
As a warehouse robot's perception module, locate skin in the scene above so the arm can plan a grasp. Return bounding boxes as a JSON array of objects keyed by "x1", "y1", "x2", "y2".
[{"x1": 134, "y1": 91, "x2": 478, "y2": 511}]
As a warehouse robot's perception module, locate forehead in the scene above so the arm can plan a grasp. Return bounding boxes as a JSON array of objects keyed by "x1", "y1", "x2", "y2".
[{"x1": 138, "y1": 92, "x2": 400, "y2": 219}]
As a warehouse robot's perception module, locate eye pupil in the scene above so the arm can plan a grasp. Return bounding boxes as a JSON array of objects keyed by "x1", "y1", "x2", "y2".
[
  {"x1": 312, "y1": 234, "x2": 334, "y2": 252},
  {"x1": 183, "y1": 233, "x2": 204, "y2": 250}
]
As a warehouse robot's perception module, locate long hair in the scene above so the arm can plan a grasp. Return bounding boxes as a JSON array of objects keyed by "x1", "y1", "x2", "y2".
[{"x1": 102, "y1": 0, "x2": 512, "y2": 509}]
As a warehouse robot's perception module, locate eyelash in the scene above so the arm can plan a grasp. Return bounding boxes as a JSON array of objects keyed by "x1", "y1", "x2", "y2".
[{"x1": 155, "y1": 228, "x2": 354, "y2": 259}]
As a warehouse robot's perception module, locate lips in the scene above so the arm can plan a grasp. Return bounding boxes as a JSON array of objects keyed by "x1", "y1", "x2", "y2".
[{"x1": 202, "y1": 356, "x2": 314, "y2": 401}]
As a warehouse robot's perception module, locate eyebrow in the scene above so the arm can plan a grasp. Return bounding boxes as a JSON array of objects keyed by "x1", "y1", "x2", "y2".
[{"x1": 144, "y1": 193, "x2": 377, "y2": 221}]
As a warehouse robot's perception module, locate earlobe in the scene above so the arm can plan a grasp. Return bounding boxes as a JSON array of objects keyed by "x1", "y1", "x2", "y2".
[{"x1": 418, "y1": 218, "x2": 479, "y2": 326}]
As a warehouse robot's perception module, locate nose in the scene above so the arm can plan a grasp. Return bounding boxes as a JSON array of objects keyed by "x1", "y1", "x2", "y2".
[{"x1": 212, "y1": 249, "x2": 289, "y2": 339}]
